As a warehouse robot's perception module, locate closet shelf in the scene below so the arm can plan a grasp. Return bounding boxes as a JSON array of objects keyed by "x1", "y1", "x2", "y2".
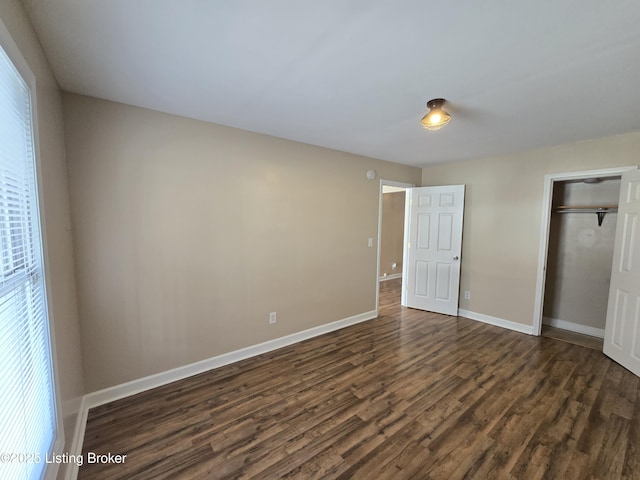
[{"x1": 554, "y1": 205, "x2": 618, "y2": 227}]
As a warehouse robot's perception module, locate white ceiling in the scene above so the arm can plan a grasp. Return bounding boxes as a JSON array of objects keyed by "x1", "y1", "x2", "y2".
[{"x1": 21, "y1": 0, "x2": 640, "y2": 167}]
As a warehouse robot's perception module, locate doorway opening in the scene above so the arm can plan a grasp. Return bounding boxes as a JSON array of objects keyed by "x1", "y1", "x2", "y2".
[
  {"x1": 533, "y1": 166, "x2": 637, "y2": 345},
  {"x1": 541, "y1": 176, "x2": 621, "y2": 349},
  {"x1": 376, "y1": 180, "x2": 413, "y2": 313}
]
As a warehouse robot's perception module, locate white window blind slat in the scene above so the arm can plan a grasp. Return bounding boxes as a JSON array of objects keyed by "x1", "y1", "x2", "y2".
[{"x1": 0, "y1": 41, "x2": 57, "y2": 480}]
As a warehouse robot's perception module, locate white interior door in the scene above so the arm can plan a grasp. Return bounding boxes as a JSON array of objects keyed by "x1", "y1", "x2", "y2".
[
  {"x1": 402, "y1": 185, "x2": 465, "y2": 315},
  {"x1": 604, "y1": 169, "x2": 640, "y2": 377}
]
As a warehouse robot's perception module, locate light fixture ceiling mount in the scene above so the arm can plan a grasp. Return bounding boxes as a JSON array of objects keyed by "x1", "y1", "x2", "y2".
[{"x1": 420, "y1": 98, "x2": 451, "y2": 131}]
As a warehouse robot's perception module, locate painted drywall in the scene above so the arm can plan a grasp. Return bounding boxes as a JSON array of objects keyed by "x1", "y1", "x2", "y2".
[
  {"x1": 544, "y1": 178, "x2": 620, "y2": 331},
  {"x1": 62, "y1": 93, "x2": 421, "y2": 391},
  {"x1": 421, "y1": 131, "x2": 640, "y2": 328},
  {"x1": 0, "y1": 0, "x2": 84, "y2": 473},
  {"x1": 380, "y1": 191, "x2": 405, "y2": 278}
]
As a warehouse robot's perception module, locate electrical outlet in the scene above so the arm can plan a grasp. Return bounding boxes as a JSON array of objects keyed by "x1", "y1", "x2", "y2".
[
  {"x1": 392, "y1": 262, "x2": 397, "y2": 270},
  {"x1": 464, "y1": 291, "x2": 471, "y2": 300},
  {"x1": 269, "y1": 312, "x2": 277, "y2": 324}
]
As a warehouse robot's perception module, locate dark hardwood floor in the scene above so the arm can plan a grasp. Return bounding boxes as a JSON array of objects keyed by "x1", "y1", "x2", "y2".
[
  {"x1": 541, "y1": 324, "x2": 605, "y2": 351},
  {"x1": 80, "y1": 278, "x2": 640, "y2": 479}
]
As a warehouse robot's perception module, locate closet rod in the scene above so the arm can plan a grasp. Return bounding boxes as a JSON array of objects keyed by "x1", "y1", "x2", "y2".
[{"x1": 554, "y1": 205, "x2": 617, "y2": 227}]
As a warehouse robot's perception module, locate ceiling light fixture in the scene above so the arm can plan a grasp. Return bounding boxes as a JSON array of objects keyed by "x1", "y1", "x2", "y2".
[{"x1": 420, "y1": 98, "x2": 451, "y2": 131}]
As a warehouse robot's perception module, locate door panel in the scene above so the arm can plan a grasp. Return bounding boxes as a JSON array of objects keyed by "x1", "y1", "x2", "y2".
[
  {"x1": 435, "y1": 263, "x2": 451, "y2": 300},
  {"x1": 438, "y1": 214, "x2": 454, "y2": 250},
  {"x1": 402, "y1": 185, "x2": 465, "y2": 316},
  {"x1": 604, "y1": 169, "x2": 640, "y2": 377},
  {"x1": 417, "y1": 214, "x2": 431, "y2": 249},
  {"x1": 415, "y1": 261, "x2": 429, "y2": 296}
]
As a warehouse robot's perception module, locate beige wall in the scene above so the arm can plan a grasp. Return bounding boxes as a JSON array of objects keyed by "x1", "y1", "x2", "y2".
[
  {"x1": 421, "y1": 131, "x2": 640, "y2": 327},
  {"x1": 380, "y1": 191, "x2": 405, "y2": 277},
  {"x1": 62, "y1": 93, "x2": 421, "y2": 391},
  {"x1": 0, "y1": 0, "x2": 84, "y2": 468},
  {"x1": 544, "y1": 178, "x2": 620, "y2": 331}
]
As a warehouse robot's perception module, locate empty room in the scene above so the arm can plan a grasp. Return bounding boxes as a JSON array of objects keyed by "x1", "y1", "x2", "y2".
[{"x1": 2, "y1": 1, "x2": 640, "y2": 479}]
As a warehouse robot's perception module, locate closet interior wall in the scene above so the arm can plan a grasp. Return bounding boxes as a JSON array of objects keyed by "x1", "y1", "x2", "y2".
[{"x1": 543, "y1": 177, "x2": 621, "y2": 337}]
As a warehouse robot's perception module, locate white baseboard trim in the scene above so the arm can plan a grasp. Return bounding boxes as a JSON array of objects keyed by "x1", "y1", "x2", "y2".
[
  {"x1": 64, "y1": 395, "x2": 88, "y2": 480},
  {"x1": 458, "y1": 309, "x2": 535, "y2": 335},
  {"x1": 66, "y1": 309, "x2": 378, "y2": 478},
  {"x1": 84, "y1": 309, "x2": 376, "y2": 408},
  {"x1": 543, "y1": 316, "x2": 605, "y2": 339},
  {"x1": 379, "y1": 273, "x2": 402, "y2": 281}
]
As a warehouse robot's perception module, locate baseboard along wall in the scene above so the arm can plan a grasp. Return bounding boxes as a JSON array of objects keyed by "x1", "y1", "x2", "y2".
[
  {"x1": 542, "y1": 316, "x2": 605, "y2": 339},
  {"x1": 379, "y1": 273, "x2": 402, "y2": 281},
  {"x1": 66, "y1": 305, "x2": 537, "y2": 480},
  {"x1": 65, "y1": 309, "x2": 378, "y2": 480},
  {"x1": 458, "y1": 309, "x2": 536, "y2": 336}
]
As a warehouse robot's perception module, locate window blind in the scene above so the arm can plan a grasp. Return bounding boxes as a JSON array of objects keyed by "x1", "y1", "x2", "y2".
[{"x1": 0, "y1": 43, "x2": 56, "y2": 480}]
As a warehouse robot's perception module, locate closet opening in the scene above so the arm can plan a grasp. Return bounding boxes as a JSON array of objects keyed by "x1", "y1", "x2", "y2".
[{"x1": 541, "y1": 176, "x2": 621, "y2": 349}]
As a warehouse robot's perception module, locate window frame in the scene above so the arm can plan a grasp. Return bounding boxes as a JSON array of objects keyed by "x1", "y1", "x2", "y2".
[{"x1": 0, "y1": 16, "x2": 65, "y2": 480}]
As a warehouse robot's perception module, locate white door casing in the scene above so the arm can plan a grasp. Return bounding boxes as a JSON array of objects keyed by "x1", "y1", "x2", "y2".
[
  {"x1": 532, "y1": 166, "x2": 637, "y2": 336},
  {"x1": 402, "y1": 185, "x2": 465, "y2": 316},
  {"x1": 604, "y1": 169, "x2": 640, "y2": 377}
]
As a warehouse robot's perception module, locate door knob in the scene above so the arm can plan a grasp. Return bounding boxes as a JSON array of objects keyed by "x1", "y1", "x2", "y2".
[{"x1": 453, "y1": 256, "x2": 459, "y2": 261}]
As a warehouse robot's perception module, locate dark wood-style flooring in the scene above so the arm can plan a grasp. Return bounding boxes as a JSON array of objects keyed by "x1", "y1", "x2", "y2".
[
  {"x1": 541, "y1": 324, "x2": 605, "y2": 351},
  {"x1": 80, "y1": 278, "x2": 640, "y2": 479}
]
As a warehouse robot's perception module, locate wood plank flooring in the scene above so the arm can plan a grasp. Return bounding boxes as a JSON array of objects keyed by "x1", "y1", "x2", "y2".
[
  {"x1": 79, "y1": 278, "x2": 640, "y2": 479},
  {"x1": 541, "y1": 324, "x2": 605, "y2": 351}
]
